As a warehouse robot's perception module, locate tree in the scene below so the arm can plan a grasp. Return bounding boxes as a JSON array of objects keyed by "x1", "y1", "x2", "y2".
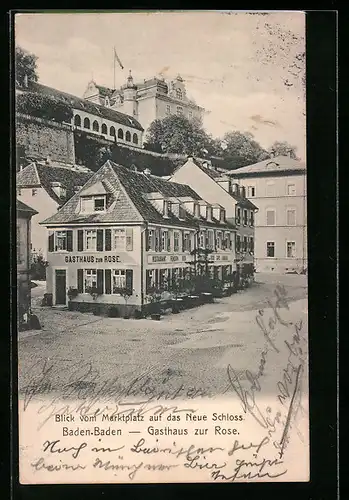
[
  {"x1": 220, "y1": 131, "x2": 269, "y2": 170},
  {"x1": 15, "y1": 46, "x2": 39, "y2": 86},
  {"x1": 145, "y1": 115, "x2": 215, "y2": 156},
  {"x1": 269, "y1": 141, "x2": 299, "y2": 160}
]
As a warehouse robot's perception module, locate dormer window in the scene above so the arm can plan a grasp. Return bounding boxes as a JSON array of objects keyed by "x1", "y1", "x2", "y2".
[
  {"x1": 81, "y1": 195, "x2": 106, "y2": 213},
  {"x1": 178, "y1": 204, "x2": 186, "y2": 220},
  {"x1": 206, "y1": 206, "x2": 213, "y2": 222},
  {"x1": 220, "y1": 208, "x2": 226, "y2": 222},
  {"x1": 51, "y1": 182, "x2": 66, "y2": 199},
  {"x1": 194, "y1": 202, "x2": 200, "y2": 219}
]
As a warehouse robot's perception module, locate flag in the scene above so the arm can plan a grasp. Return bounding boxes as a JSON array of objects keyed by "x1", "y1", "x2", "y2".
[{"x1": 114, "y1": 48, "x2": 124, "y2": 70}]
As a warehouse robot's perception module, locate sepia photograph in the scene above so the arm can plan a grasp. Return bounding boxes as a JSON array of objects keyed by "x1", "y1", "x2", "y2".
[{"x1": 15, "y1": 10, "x2": 308, "y2": 484}]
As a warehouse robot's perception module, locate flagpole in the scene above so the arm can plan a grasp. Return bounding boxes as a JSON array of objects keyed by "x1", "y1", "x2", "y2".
[{"x1": 113, "y1": 47, "x2": 116, "y2": 90}]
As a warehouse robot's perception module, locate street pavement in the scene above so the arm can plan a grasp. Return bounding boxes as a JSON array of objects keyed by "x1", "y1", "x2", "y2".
[{"x1": 18, "y1": 273, "x2": 308, "y2": 399}]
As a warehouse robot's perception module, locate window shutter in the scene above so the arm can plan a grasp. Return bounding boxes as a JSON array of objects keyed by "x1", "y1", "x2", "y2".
[
  {"x1": 48, "y1": 231, "x2": 54, "y2": 252},
  {"x1": 66, "y1": 230, "x2": 73, "y2": 252},
  {"x1": 126, "y1": 228, "x2": 133, "y2": 251},
  {"x1": 146, "y1": 270, "x2": 151, "y2": 293},
  {"x1": 167, "y1": 231, "x2": 171, "y2": 252},
  {"x1": 182, "y1": 231, "x2": 185, "y2": 252},
  {"x1": 77, "y1": 269, "x2": 83, "y2": 293},
  {"x1": 145, "y1": 228, "x2": 149, "y2": 251},
  {"x1": 126, "y1": 269, "x2": 133, "y2": 293},
  {"x1": 155, "y1": 230, "x2": 159, "y2": 252},
  {"x1": 97, "y1": 229, "x2": 104, "y2": 251},
  {"x1": 105, "y1": 269, "x2": 111, "y2": 294},
  {"x1": 77, "y1": 230, "x2": 84, "y2": 251},
  {"x1": 97, "y1": 269, "x2": 104, "y2": 294},
  {"x1": 105, "y1": 229, "x2": 112, "y2": 251},
  {"x1": 159, "y1": 229, "x2": 163, "y2": 252}
]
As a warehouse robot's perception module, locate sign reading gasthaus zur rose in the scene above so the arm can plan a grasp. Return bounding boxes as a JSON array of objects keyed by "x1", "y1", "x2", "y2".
[{"x1": 15, "y1": 10, "x2": 308, "y2": 484}]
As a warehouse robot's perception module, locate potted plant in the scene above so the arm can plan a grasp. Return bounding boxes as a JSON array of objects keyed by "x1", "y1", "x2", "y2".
[
  {"x1": 67, "y1": 286, "x2": 79, "y2": 301},
  {"x1": 114, "y1": 287, "x2": 133, "y2": 319}
]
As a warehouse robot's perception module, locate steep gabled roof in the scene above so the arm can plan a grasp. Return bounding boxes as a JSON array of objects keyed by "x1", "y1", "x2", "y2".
[
  {"x1": 230, "y1": 155, "x2": 306, "y2": 176},
  {"x1": 172, "y1": 158, "x2": 258, "y2": 210},
  {"x1": 17, "y1": 199, "x2": 38, "y2": 216},
  {"x1": 41, "y1": 160, "x2": 235, "y2": 229},
  {"x1": 19, "y1": 82, "x2": 144, "y2": 131},
  {"x1": 17, "y1": 163, "x2": 93, "y2": 205}
]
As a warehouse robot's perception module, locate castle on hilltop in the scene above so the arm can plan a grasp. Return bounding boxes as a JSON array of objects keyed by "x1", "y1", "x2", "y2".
[{"x1": 83, "y1": 72, "x2": 205, "y2": 136}]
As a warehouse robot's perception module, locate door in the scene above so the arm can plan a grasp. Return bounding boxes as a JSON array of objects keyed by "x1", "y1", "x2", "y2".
[{"x1": 55, "y1": 269, "x2": 67, "y2": 305}]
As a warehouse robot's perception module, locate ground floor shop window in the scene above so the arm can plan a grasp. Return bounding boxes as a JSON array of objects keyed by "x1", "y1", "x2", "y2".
[
  {"x1": 84, "y1": 269, "x2": 97, "y2": 292},
  {"x1": 112, "y1": 269, "x2": 126, "y2": 292},
  {"x1": 267, "y1": 241, "x2": 275, "y2": 257},
  {"x1": 286, "y1": 241, "x2": 296, "y2": 258}
]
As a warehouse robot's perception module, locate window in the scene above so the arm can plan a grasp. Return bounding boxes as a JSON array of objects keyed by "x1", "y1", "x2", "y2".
[
  {"x1": 92, "y1": 120, "x2": 99, "y2": 132},
  {"x1": 114, "y1": 229, "x2": 125, "y2": 250},
  {"x1": 32, "y1": 188, "x2": 37, "y2": 196},
  {"x1": 174, "y1": 232, "x2": 180, "y2": 252},
  {"x1": 236, "y1": 234, "x2": 241, "y2": 252},
  {"x1": 287, "y1": 241, "x2": 296, "y2": 258},
  {"x1": 266, "y1": 209, "x2": 276, "y2": 226},
  {"x1": 110, "y1": 126, "x2": 116, "y2": 137},
  {"x1": 267, "y1": 241, "x2": 275, "y2": 257},
  {"x1": 101, "y1": 123, "x2": 107, "y2": 135},
  {"x1": 84, "y1": 269, "x2": 97, "y2": 292},
  {"x1": 178, "y1": 205, "x2": 186, "y2": 220},
  {"x1": 112, "y1": 269, "x2": 126, "y2": 292},
  {"x1": 166, "y1": 105, "x2": 171, "y2": 116},
  {"x1": 83, "y1": 117, "x2": 90, "y2": 129},
  {"x1": 176, "y1": 88, "x2": 183, "y2": 100},
  {"x1": 118, "y1": 128, "x2": 123, "y2": 139},
  {"x1": 236, "y1": 207, "x2": 241, "y2": 224},
  {"x1": 125, "y1": 131, "x2": 131, "y2": 142},
  {"x1": 250, "y1": 211, "x2": 254, "y2": 226},
  {"x1": 56, "y1": 231, "x2": 67, "y2": 251},
  {"x1": 243, "y1": 209, "x2": 248, "y2": 225},
  {"x1": 250, "y1": 237, "x2": 254, "y2": 253},
  {"x1": 183, "y1": 232, "x2": 191, "y2": 252},
  {"x1": 220, "y1": 208, "x2": 226, "y2": 222},
  {"x1": 266, "y1": 182, "x2": 275, "y2": 197},
  {"x1": 286, "y1": 209, "x2": 296, "y2": 226},
  {"x1": 74, "y1": 114, "x2": 81, "y2": 127},
  {"x1": 287, "y1": 183, "x2": 296, "y2": 196},
  {"x1": 161, "y1": 230, "x2": 169, "y2": 252},
  {"x1": 85, "y1": 230, "x2": 97, "y2": 251},
  {"x1": 176, "y1": 106, "x2": 183, "y2": 116},
  {"x1": 247, "y1": 186, "x2": 256, "y2": 197},
  {"x1": 215, "y1": 231, "x2": 222, "y2": 250},
  {"x1": 132, "y1": 133, "x2": 138, "y2": 145},
  {"x1": 206, "y1": 230, "x2": 214, "y2": 250},
  {"x1": 199, "y1": 231, "x2": 205, "y2": 248},
  {"x1": 94, "y1": 196, "x2": 106, "y2": 212},
  {"x1": 243, "y1": 236, "x2": 248, "y2": 252}
]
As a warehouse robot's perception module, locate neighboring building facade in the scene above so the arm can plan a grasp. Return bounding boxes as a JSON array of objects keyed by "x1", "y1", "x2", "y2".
[
  {"x1": 230, "y1": 154, "x2": 307, "y2": 273},
  {"x1": 17, "y1": 81, "x2": 144, "y2": 148},
  {"x1": 41, "y1": 160, "x2": 236, "y2": 316},
  {"x1": 17, "y1": 162, "x2": 93, "y2": 259},
  {"x1": 83, "y1": 73, "x2": 205, "y2": 136},
  {"x1": 169, "y1": 157, "x2": 258, "y2": 279},
  {"x1": 17, "y1": 200, "x2": 38, "y2": 325}
]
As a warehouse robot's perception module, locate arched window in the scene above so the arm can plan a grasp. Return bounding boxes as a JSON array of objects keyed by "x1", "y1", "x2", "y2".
[
  {"x1": 74, "y1": 114, "x2": 81, "y2": 127},
  {"x1": 92, "y1": 120, "x2": 99, "y2": 132},
  {"x1": 83, "y1": 117, "x2": 90, "y2": 129},
  {"x1": 176, "y1": 88, "x2": 183, "y2": 100},
  {"x1": 110, "y1": 126, "x2": 115, "y2": 137},
  {"x1": 101, "y1": 123, "x2": 107, "y2": 135},
  {"x1": 125, "y1": 131, "x2": 131, "y2": 142},
  {"x1": 118, "y1": 128, "x2": 124, "y2": 139},
  {"x1": 132, "y1": 133, "x2": 138, "y2": 145}
]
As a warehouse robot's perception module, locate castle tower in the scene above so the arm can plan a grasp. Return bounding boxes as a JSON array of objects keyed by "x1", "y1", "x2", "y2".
[{"x1": 123, "y1": 70, "x2": 138, "y2": 118}]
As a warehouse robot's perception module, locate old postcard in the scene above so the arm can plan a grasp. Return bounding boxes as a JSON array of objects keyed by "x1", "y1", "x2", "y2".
[{"x1": 15, "y1": 10, "x2": 308, "y2": 484}]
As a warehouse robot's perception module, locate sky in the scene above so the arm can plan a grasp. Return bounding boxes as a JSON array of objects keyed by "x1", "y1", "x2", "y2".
[{"x1": 15, "y1": 11, "x2": 306, "y2": 159}]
